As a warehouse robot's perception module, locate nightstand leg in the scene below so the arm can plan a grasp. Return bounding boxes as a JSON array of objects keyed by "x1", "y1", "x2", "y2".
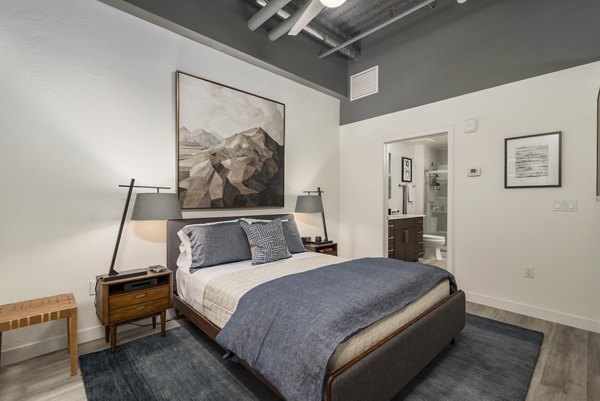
[
  {"x1": 175, "y1": 308, "x2": 180, "y2": 319},
  {"x1": 110, "y1": 325, "x2": 117, "y2": 353},
  {"x1": 160, "y1": 310, "x2": 166, "y2": 337},
  {"x1": 152, "y1": 316, "x2": 156, "y2": 329},
  {"x1": 105, "y1": 326, "x2": 110, "y2": 343}
]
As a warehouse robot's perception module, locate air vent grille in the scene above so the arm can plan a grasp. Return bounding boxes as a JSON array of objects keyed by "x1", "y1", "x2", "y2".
[{"x1": 350, "y1": 66, "x2": 378, "y2": 101}]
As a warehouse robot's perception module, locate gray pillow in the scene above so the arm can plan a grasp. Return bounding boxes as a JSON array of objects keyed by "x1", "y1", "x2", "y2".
[
  {"x1": 281, "y1": 220, "x2": 306, "y2": 253},
  {"x1": 241, "y1": 218, "x2": 306, "y2": 254},
  {"x1": 239, "y1": 219, "x2": 291, "y2": 265},
  {"x1": 181, "y1": 221, "x2": 252, "y2": 272}
]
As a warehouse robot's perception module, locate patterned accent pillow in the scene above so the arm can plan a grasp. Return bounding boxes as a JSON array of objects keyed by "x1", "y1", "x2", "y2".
[
  {"x1": 240, "y1": 218, "x2": 306, "y2": 254},
  {"x1": 239, "y1": 219, "x2": 291, "y2": 265}
]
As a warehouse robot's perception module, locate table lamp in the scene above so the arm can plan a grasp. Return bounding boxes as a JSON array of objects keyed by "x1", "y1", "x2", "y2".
[
  {"x1": 103, "y1": 178, "x2": 182, "y2": 282},
  {"x1": 295, "y1": 186, "x2": 331, "y2": 244}
]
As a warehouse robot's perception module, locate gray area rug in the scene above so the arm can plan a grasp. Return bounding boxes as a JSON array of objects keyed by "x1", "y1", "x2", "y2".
[{"x1": 80, "y1": 314, "x2": 543, "y2": 401}]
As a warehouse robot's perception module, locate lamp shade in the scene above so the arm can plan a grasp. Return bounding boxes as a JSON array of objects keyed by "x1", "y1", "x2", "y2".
[
  {"x1": 295, "y1": 195, "x2": 323, "y2": 213},
  {"x1": 131, "y1": 193, "x2": 182, "y2": 220}
]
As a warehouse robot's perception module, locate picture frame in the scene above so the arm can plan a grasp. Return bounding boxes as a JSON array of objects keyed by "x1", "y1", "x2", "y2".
[
  {"x1": 504, "y1": 131, "x2": 562, "y2": 188},
  {"x1": 596, "y1": 88, "x2": 599, "y2": 198},
  {"x1": 176, "y1": 71, "x2": 285, "y2": 209},
  {"x1": 402, "y1": 157, "x2": 412, "y2": 183}
]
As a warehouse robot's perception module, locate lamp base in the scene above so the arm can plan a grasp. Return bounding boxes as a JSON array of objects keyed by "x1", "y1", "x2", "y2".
[{"x1": 100, "y1": 268, "x2": 148, "y2": 282}]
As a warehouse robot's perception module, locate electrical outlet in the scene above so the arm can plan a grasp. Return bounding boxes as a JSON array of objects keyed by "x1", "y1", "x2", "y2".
[
  {"x1": 89, "y1": 279, "x2": 97, "y2": 296},
  {"x1": 524, "y1": 266, "x2": 534, "y2": 279}
]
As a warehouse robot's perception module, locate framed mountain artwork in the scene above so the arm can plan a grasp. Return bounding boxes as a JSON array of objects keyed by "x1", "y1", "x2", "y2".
[{"x1": 176, "y1": 71, "x2": 285, "y2": 209}]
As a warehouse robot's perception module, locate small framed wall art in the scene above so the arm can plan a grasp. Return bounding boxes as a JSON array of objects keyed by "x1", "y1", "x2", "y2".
[
  {"x1": 505, "y1": 131, "x2": 562, "y2": 188},
  {"x1": 402, "y1": 157, "x2": 412, "y2": 183}
]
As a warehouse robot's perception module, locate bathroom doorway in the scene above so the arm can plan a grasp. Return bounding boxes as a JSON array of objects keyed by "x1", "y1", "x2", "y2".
[{"x1": 384, "y1": 131, "x2": 451, "y2": 271}]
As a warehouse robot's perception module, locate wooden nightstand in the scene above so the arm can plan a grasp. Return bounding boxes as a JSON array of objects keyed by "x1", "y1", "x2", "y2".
[
  {"x1": 305, "y1": 242, "x2": 337, "y2": 256},
  {"x1": 95, "y1": 269, "x2": 172, "y2": 352}
]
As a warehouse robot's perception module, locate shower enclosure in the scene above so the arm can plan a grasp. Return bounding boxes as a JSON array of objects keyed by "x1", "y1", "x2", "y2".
[{"x1": 424, "y1": 165, "x2": 448, "y2": 250}]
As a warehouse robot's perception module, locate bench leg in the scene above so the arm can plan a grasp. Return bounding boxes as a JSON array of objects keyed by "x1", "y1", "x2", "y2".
[
  {"x1": 160, "y1": 310, "x2": 166, "y2": 337},
  {"x1": 67, "y1": 320, "x2": 70, "y2": 353},
  {"x1": 68, "y1": 313, "x2": 78, "y2": 375}
]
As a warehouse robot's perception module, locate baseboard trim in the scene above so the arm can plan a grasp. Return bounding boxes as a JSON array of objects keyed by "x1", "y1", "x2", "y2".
[
  {"x1": 1, "y1": 325, "x2": 105, "y2": 366},
  {"x1": 0, "y1": 311, "x2": 176, "y2": 366},
  {"x1": 465, "y1": 291, "x2": 600, "y2": 334}
]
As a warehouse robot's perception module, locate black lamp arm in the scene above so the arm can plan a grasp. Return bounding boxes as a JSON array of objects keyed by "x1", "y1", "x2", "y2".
[
  {"x1": 109, "y1": 178, "x2": 135, "y2": 276},
  {"x1": 317, "y1": 187, "x2": 328, "y2": 242}
]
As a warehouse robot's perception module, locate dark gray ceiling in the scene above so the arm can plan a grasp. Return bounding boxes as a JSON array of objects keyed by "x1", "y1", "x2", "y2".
[{"x1": 102, "y1": 0, "x2": 600, "y2": 126}]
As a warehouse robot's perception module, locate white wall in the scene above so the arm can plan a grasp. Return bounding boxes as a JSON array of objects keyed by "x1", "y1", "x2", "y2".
[
  {"x1": 386, "y1": 141, "x2": 414, "y2": 212},
  {"x1": 340, "y1": 62, "x2": 600, "y2": 333},
  {"x1": 0, "y1": 0, "x2": 340, "y2": 363}
]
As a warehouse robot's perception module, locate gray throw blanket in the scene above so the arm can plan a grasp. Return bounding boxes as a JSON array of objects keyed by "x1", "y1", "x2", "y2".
[{"x1": 216, "y1": 257, "x2": 457, "y2": 401}]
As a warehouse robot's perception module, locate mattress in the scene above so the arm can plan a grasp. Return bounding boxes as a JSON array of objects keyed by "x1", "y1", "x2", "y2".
[{"x1": 176, "y1": 252, "x2": 450, "y2": 371}]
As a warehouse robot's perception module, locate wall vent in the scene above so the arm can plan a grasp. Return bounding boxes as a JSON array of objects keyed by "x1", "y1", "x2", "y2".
[{"x1": 350, "y1": 66, "x2": 378, "y2": 101}]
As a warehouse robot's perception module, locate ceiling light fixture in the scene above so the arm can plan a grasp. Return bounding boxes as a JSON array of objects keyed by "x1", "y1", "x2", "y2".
[{"x1": 457, "y1": 0, "x2": 468, "y2": 3}]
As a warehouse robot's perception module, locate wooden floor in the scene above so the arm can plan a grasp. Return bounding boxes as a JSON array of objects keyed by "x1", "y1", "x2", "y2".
[{"x1": 0, "y1": 304, "x2": 598, "y2": 401}]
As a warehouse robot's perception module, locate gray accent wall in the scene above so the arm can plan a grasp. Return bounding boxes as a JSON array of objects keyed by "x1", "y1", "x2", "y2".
[
  {"x1": 341, "y1": 0, "x2": 600, "y2": 125},
  {"x1": 103, "y1": 0, "x2": 349, "y2": 98}
]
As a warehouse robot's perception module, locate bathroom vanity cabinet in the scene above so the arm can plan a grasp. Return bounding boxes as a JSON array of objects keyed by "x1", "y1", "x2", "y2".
[{"x1": 388, "y1": 216, "x2": 424, "y2": 262}]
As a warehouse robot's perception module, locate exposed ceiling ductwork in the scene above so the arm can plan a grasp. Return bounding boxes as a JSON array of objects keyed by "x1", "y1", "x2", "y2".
[
  {"x1": 247, "y1": 0, "x2": 360, "y2": 60},
  {"x1": 247, "y1": 0, "x2": 467, "y2": 60},
  {"x1": 319, "y1": 0, "x2": 437, "y2": 58}
]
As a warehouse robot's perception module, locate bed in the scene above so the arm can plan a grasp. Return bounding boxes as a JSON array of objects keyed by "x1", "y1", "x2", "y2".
[{"x1": 166, "y1": 214, "x2": 465, "y2": 401}]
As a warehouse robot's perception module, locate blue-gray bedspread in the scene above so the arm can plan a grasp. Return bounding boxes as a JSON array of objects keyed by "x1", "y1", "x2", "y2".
[{"x1": 216, "y1": 257, "x2": 457, "y2": 401}]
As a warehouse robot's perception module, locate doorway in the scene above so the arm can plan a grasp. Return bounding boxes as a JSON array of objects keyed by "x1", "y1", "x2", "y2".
[{"x1": 384, "y1": 131, "x2": 451, "y2": 271}]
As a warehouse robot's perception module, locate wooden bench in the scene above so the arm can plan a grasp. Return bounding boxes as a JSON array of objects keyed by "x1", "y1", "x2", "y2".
[{"x1": 0, "y1": 293, "x2": 78, "y2": 375}]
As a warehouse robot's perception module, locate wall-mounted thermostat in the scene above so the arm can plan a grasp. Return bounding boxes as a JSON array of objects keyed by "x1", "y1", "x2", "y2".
[{"x1": 467, "y1": 167, "x2": 481, "y2": 177}]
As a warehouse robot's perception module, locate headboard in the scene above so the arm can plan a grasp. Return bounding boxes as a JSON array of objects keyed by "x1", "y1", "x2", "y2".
[{"x1": 166, "y1": 214, "x2": 295, "y2": 294}]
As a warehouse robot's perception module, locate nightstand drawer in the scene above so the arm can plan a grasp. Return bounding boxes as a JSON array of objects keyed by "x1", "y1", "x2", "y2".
[
  {"x1": 317, "y1": 247, "x2": 335, "y2": 253},
  {"x1": 109, "y1": 285, "x2": 170, "y2": 310},
  {"x1": 110, "y1": 298, "x2": 170, "y2": 323}
]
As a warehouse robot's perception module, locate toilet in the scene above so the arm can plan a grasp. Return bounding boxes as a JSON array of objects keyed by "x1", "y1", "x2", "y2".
[{"x1": 423, "y1": 234, "x2": 445, "y2": 260}]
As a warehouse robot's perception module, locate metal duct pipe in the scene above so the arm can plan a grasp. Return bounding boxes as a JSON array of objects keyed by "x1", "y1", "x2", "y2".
[
  {"x1": 249, "y1": 0, "x2": 359, "y2": 60},
  {"x1": 319, "y1": 0, "x2": 436, "y2": 58},
  {"x1": 247, "y1": 0, "x2": 291, "y2": 31},
  {"x1": 268, "y1": 0, "x2": 314, "y2": 41}
]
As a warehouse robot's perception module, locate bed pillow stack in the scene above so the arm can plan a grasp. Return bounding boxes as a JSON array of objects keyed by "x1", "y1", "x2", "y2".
[
  {"x1": 177, "y1": 217, "x2": 307, "y2": 270},
  {"x1": 178, "y1": 221, "x2": 252, "y2": 273}
]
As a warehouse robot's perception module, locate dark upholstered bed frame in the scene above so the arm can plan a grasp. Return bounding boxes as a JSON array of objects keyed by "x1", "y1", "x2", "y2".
[{"x1": 166, "y1": 215, "x2": 466, "y2": 401}]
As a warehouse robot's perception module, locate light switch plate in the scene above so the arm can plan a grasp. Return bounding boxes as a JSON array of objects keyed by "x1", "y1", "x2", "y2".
[{"x1": 553, "y1": 199, "x2": 577, "y2": 211}]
